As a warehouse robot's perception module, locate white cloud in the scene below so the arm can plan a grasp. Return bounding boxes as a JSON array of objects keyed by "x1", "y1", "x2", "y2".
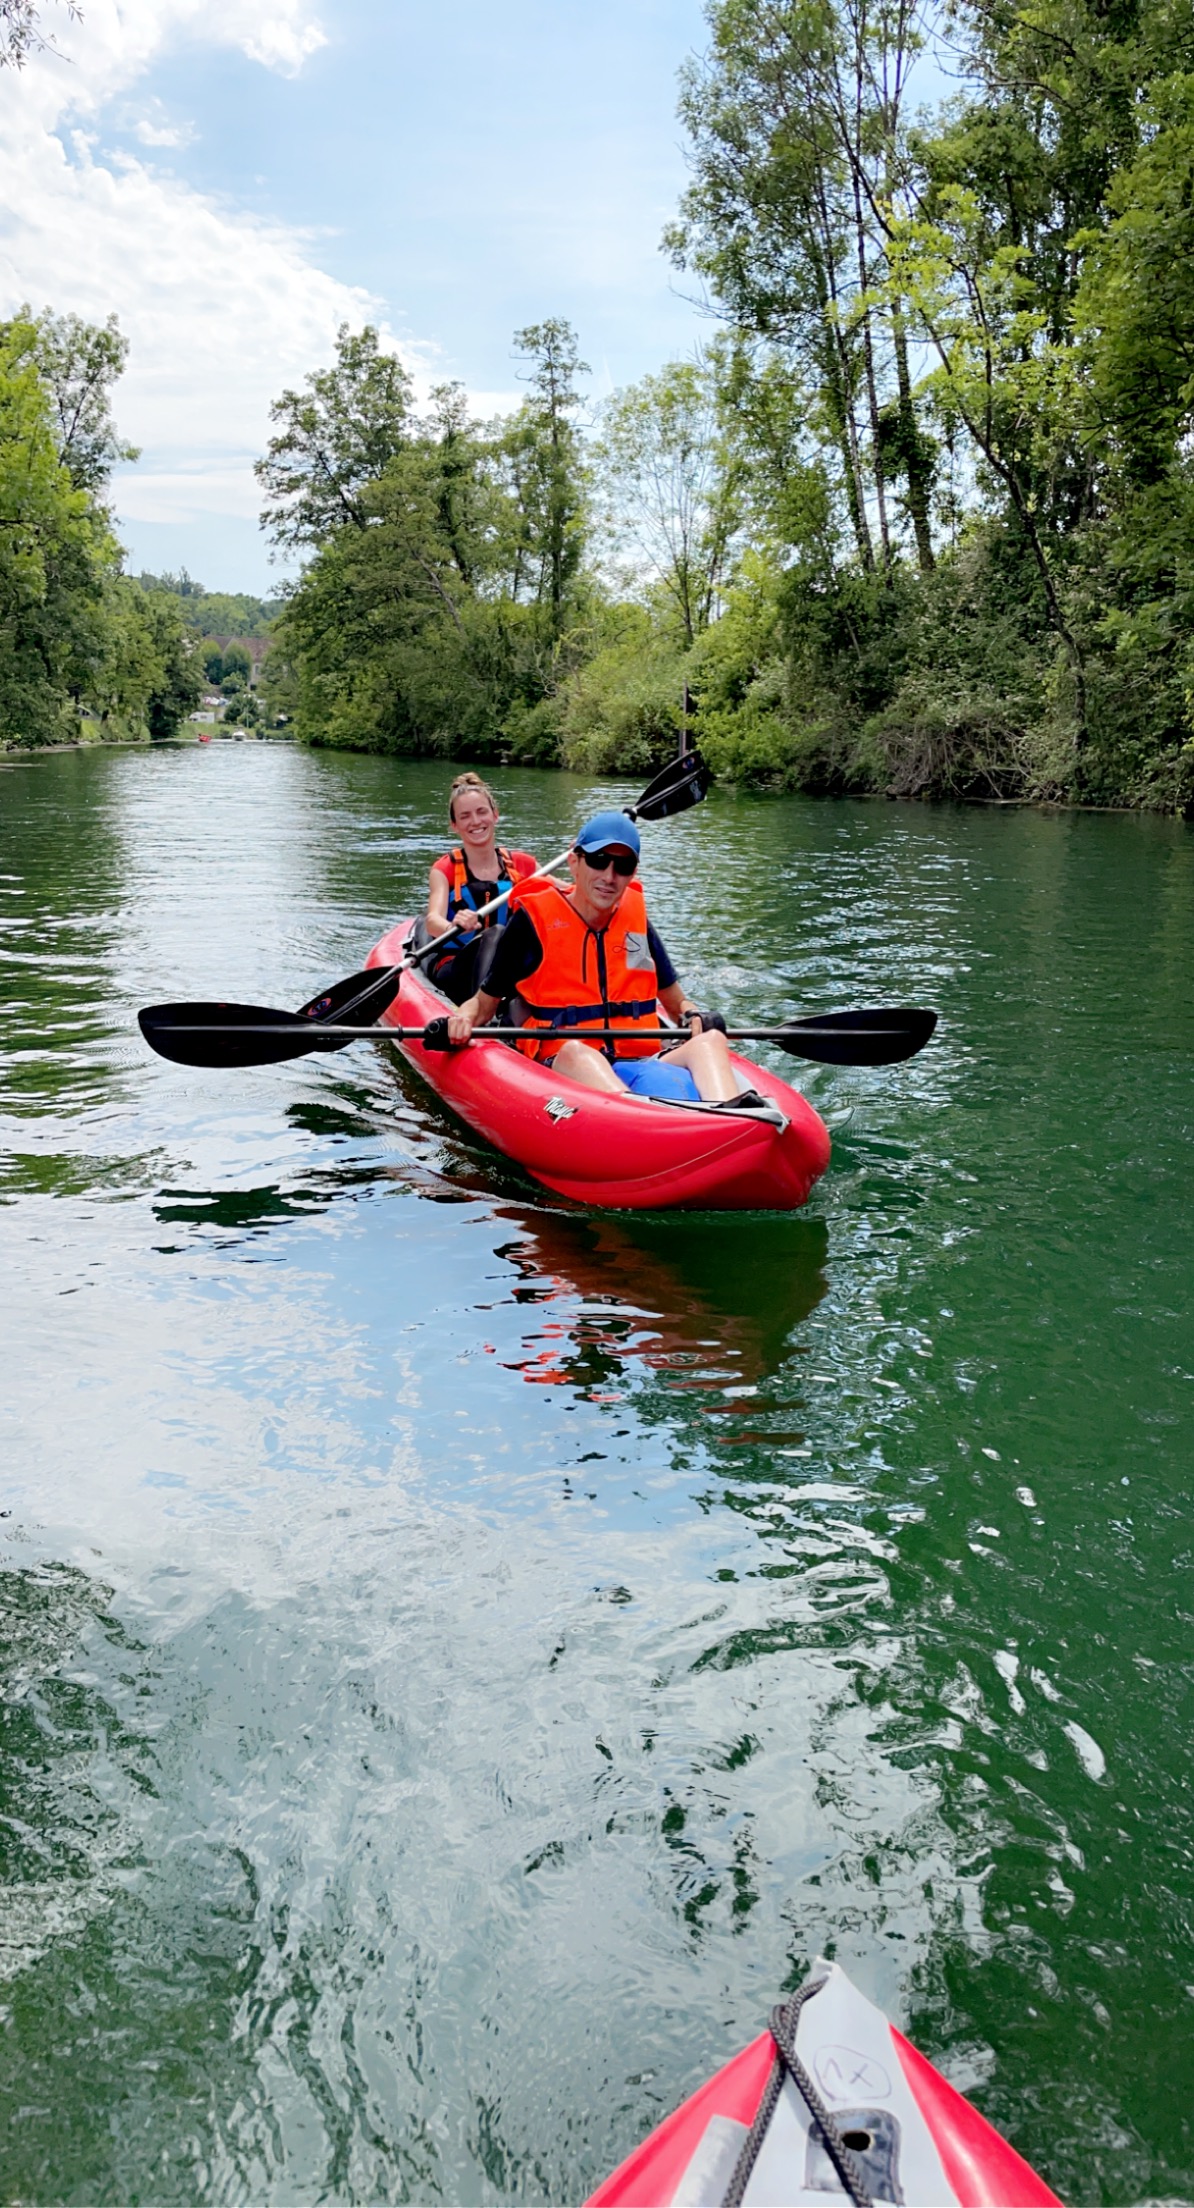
[
  {"x1": 115, "y1": 465, "x2": 266, "y2": 525},
  {"x1": 130, "y1": 100, "x2": 197, "y2": 150},
  {"x1": 0, "y1": 0, "x2": 414, "y2": 579}
]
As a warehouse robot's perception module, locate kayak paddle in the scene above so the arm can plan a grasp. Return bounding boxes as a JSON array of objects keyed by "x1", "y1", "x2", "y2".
[{"x1": 139, "y1": 1005, "x2": 936, "y2": 1071}]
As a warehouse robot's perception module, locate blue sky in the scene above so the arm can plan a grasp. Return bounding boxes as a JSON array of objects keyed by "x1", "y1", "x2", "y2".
[
  {"x1": 0, "y1": 0, "x2": 717, "y2": 594},
  {"x1": 0, "y1": 0, "x2": 954, "y2": 595},
  {"x1": 139, "y1": 0, "x2": 712, "y2": 397}
]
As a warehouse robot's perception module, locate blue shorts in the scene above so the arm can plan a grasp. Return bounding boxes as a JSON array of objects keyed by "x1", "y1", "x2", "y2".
[{"x1": 612, "y1": 1056, "x2": 700, "y2": 1103}]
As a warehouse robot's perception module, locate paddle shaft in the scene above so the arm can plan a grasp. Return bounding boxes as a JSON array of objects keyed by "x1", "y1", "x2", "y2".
[{"x1": 150, "y1": 1021, "x2": 912, "y2": 1046}]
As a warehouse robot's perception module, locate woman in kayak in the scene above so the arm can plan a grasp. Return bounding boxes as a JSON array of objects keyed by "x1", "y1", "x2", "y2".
[
  {"x1": 445, "y1": 810, "x2": 759, "y2": 1108},
  {"x1": 424, "y1": 772, "x2": 539, "y2": 1003}
]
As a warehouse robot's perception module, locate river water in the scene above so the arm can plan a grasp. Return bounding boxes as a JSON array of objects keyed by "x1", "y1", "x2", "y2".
[{"x1": 1, "y1": 743, "x2": 1192, "y2": 2206}]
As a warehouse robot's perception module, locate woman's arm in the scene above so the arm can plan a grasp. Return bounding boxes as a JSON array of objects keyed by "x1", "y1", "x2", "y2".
[{"x1": 427, "y1": 863, "x2": 478, "y2": 936}]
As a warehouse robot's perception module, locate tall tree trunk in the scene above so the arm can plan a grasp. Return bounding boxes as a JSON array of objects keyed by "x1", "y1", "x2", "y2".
[
  {"x1": 812, "y1": 194, "x2": 874, "y2": 569},
  {"x1": 852, "y1": 194, "x2": 892, "y2": 568},
  {"x1": 846, "y1": 30, "x2": 891, "y2": 569},
  {"x1": 892, "y1": 306, "x2": 935, "y2": 571}
]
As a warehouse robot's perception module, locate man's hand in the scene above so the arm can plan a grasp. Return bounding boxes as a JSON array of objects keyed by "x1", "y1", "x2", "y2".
[
  {"x1": 683, "y1": 1005, "x2": 727, "y2": 1036},
  {"x1": 435, "y1": 985, "x2": 502, "y2": 1049}
]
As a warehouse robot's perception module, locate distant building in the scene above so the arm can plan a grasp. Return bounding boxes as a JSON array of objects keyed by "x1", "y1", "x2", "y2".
[{"x1": 208, "y1": 635, "x2": 271, "y2": 687}]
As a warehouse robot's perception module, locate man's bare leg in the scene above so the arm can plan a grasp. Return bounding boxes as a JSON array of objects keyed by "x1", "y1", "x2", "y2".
[
  {"x1": 658, "y1": 1031, "x2": 739, "y2": 1101},
  {"x1": 551, "y1": 1041, "x2": 625, "y2": 1093}
]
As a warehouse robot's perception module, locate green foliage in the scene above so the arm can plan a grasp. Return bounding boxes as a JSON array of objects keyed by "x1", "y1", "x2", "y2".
[
  {"x1": 82, "y1": 578, "x2": 204, "y2": 743},
  {"x1": 139, "y1": 592, "x2": 203, "y2": 739},
  {"x1": 637, "y1": 0, "x2": 1194, "y2": 809},
  {"x1": 509, "y1": 319, "x2": 590, "y2": 637},
  {"x1": 686, "y1": 552, "x2": 792, "y2": 783},
  {"x1": 0, "y1": 311, "x2": 199, "y2": 749},
  {"x1": 7, "y1": 6, "x2": 1194, "y2": 809},
  {"x1": 269, "y1": 324, "x2": 593, "y2": 760},
  {"x1": 244, "y1": 4, "x2": 1194, "y2": 814},
  {"x1": 139, "y1": 573, "x2": 280, "y2": 638},
  {"x1": 594, "y1": 354, "x2": 743, "y2": 645},
  {"x1": 256, "y1": 324, "x2": 414, "y2": 550},
  {"x1": 225, "y1": 688, "x2": 261, "y2": 731},
  {"x1": 558, "y1": 607, "x2": 690, "y2": 773},
  {"x1": 0, "y1": 313, "x2": 119, "y2": 747},
  {"x1": 27, "y1": 310, "x2": 138, "y2": 492}
]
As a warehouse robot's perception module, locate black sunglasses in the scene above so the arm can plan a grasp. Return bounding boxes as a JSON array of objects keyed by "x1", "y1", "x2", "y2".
[{"x1": 577, "y1": 846, "x2": 638, "y2": 876}]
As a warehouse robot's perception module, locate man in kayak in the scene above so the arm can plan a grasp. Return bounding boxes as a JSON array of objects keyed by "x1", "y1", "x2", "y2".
[
  {"x1": 424, "y1": 771, "x2": 539, "y2": 1003},
  {"x1": 445, "y1": 810, "x2": 752, "y2": 1106}
]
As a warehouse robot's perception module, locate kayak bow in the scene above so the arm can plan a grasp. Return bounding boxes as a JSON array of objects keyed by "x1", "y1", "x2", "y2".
[{"x1": 588, "y1": 1960, "x2": 1061, "y2": 2208}]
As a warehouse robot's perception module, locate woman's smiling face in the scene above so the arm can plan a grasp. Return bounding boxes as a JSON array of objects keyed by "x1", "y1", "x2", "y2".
[{"x1": 452, "y1": 790, "x2": 499, "y2": 847}]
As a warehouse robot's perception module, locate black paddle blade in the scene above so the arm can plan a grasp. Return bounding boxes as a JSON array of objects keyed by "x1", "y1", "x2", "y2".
[
  {"x1": 633, "y1": 748, "x2": 710, "y2": 822},
  {"x1": 138, "y1": 1000, "x2": 339, "y2": 1069},
  {"x1": 294, "y1": 965, "x2": 404, "y2": 1032},
  {"x1": 140, "y1": 964, "x2": 405, "y2": 1069},
  {"x1": 772, "y1": 1007, "x2": 937, "y2": 1067}
]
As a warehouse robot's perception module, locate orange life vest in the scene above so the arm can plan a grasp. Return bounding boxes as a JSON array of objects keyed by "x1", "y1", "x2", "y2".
[
  {"x1": 508, "y1": 877, "x2": 661, "y2": 1061},
  {"x1": 445, "y1": 844, "x2": 515, "y2": 926}
]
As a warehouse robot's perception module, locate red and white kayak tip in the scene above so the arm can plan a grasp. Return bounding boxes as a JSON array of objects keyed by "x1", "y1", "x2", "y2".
[{"x1": 587, "y1": 1961, "x2": 1061, "y2": 2208}]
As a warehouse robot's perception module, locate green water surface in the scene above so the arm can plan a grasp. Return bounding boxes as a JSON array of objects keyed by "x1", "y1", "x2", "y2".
[{"x1": 1, "y1": 744, "x2": 1193, "y2": 2205}]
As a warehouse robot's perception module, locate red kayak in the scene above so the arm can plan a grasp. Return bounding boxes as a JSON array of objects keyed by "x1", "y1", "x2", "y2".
[
  {"x1": 589, "y1": 1960, "x2": 1061, "y2": 2208},
  {"x1": 366, "y1": 923, "x2": 831, "y2": 1211}
]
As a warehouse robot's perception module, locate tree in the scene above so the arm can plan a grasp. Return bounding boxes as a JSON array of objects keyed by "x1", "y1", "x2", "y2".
[
  {"x1": 0, "y1": 0, "x2": 78, "y2": 67},
  {"x1": 0, "y1": 312, "x2": 204, "y2": 749},
  {"x1": 27, "y1": 310, "x2": 138, "y2": 492},
  {"x1": 139, "y1": 574, "x2": 281, "y2": 637},
  {"x1": 139, "y1": 593, "x2": 203, "y2": 738},
  {"x1": 668, "y1": 0, "x2": 936, "y2": 574},
  {"x1": 256, "y1": 324, "x2": 415, "y2": 549},
  {"x1": 510, "y1": 318, "x2": 590, "y2": 636},
  {"x1": 0, "y1": 314, "x2": 116, "y2": 746},
  {"x1": 83, "y1": 581, "x2": 203, "y2": 740},
  {"x1": 595, "y1": 355, "x2": 743, "y2": 644},
  {"x1": 263, "y1": 338, "x2": 592, "y2": 759}
]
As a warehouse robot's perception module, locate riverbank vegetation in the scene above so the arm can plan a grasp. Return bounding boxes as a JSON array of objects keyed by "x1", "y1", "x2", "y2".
[
  {"x1": 0, "y1": 310, "x2": 200, "y2": 750},
  {"x1": 261, "y1": 0, "x2": 1194, "y2": 811}
]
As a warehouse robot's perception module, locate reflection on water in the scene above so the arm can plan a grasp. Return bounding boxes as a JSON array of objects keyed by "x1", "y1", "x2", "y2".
[
  {"x1": 2, "y1": 748, "x2": 1194, "y2": 2203},
  {"x1": 495, "y1": 1209, "x2": 828, "y2": 1396}
]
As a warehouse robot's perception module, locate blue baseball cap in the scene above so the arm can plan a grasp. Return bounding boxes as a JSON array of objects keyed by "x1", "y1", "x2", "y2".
[{"x1": 574, "y1": 809, "x2": 641, "y2": 858}]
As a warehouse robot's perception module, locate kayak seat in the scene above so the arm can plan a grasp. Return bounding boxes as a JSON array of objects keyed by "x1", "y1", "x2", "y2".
[{"x1": 409, "y1": 914, "x2": 505, "y2": 1007}]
